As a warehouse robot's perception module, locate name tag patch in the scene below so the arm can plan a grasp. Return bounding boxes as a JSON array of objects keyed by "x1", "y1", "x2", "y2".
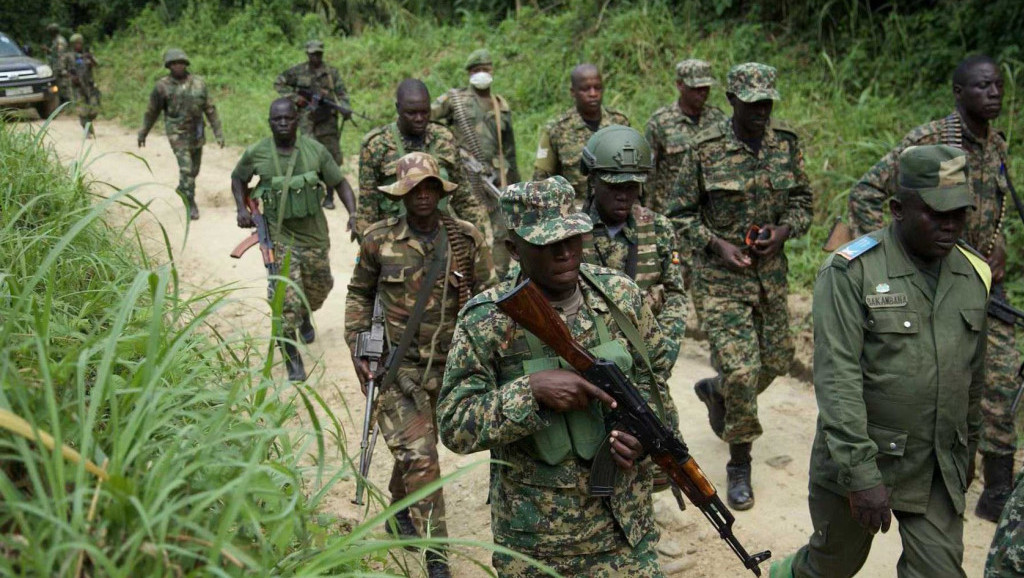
[{"x1": 866, "y1": 293, "x2": 908, "y2": 308}]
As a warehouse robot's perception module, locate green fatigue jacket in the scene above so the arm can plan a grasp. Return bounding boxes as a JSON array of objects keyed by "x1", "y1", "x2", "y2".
[
  {"x1": 230, "y1": 136, "x2": 344, "y2": 248},
  {"x1": 437, "y1": 264, "x2": 675, "y2": 557},
  {"x1": 48, "y1": 34, "x2": 67, "y2": 76},
  {"x1": 344, "y1": 215, "x2": 496, "y2": 380},
  {"x1": 60, "y1": 50, "x2": 98, "y2": 104},
  {"x1": 356, "y1": 122, "x2": 489, "y2": 238},
  {"x1": 644, "y1": 102, "x2": 728, "y2": 215},
  {"x1": 847, "y1": 111, "x2": 1012, "y2": 258},
  {"x1": 985, "y1": 470, "x2": 1024, "y2": 577},
  {"x1": 667, "y1": 119, "x2": 813, "y2": 300},
  {"x1": 274, "y1": 62, "x2": 350, "y2": 138},
  {"x1": 810, "y1": 225, "x2": 989, "y2": 515},
  {"x1": 140, "y1": 74, "x2": 223, "y2": 148},
  {"x1": 533, "y1": 106, "x2": 630, "y2": 200},
  {"x1": 431, "y1": 87, "x2": 520, "y2": 185},
  {"x1": 582, "y1": 202, "x2": 688, "y2": 359}
]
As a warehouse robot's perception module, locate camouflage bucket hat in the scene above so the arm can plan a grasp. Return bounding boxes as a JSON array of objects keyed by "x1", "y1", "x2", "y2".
[
  {"x1": 305, "y1": 40, "x2": 325, "y2": 54},
  {"x1": 378, "y1": 152, "x2": 458, "y2": 198},
  {"x1": 898, "y1": 145, "x2": 975, "y2": 212},
  {"x1": 465, "y1": 48, "x2": 492, "y2": 70},
  {"x1": 727, "y1": 62, "x2": 780, "y2": 102},
  {"x1": 676, "y1": 59, "x2": 716, "y2": 88},
  {"x1": 501, "y1": 176, "x2": 593, "y2": 245}
]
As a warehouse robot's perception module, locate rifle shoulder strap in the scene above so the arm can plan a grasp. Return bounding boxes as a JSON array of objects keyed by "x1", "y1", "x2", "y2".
[
  {"x1": 490, "y1": 94, "x2": 507, "y2": 188},
  {"x1": 579, "y1": 267, "x2": 667, "y2": 421},
  {"x1": 379, "y1": 228, "x2": 449, "y2": 390}
]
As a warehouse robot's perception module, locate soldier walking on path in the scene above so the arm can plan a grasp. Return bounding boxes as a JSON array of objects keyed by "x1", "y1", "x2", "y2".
[
  {"x1": 42, "y1": 23, "x2": 69, "y2": 104},
  {"x1": 667, "y1": 63, "x2": 813, "y2": 511},
  {"x1": 357, "y1": 79, "x2": 490, "y2": 242},
  {"x1": 432, "y1": 48, "x2": 519, "y2": 277},
  {"x1": 138, "y1": 48, "x2": 224, "y2": 220},
  {"x1": 275, "y1": 40, "x2": 358, "y2": 215},
  {"x1": 772, "y1": 145, "x2": 991, "y2": 578},
  {"x1": 533, "y1": 64, "x2": 629, "y2": 202},
  {"x1": 438, "y1": 176, "x2": 674, "y2": 577},
  {"x1": 847, "y1": 55, "x2": 1020, "y2": 522},
  {"x1": 985, "y1": 470, "x2": 1024, "y2": 577},
  {"x1": 345, "y1": 152, "x2": 495, "y2": 578},
  {"x1": 231, "y1": 98, "x2": 346, "y2": 381},
  {"x1": 61, "y1": 34, "x2": 99, "y2": 138}
]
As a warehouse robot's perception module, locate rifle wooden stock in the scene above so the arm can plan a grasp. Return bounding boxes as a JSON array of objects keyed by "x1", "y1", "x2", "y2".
[{"x1": 496, "y1": 279, "x2": 770, "y2": 576}]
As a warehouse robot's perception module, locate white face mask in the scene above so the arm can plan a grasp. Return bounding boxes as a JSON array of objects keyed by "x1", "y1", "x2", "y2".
[{"x1": 469, "y1": 71, "x2": 493, "y2": 90}]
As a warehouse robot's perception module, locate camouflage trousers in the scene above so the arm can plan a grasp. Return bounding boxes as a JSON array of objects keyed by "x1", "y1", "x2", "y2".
[
  {"x1": 71, "y1": 84, "x2": 98, "y2": 126},
  {"x1": 170, "y1": 142, "x2": 202, "y2": 200},
  {"x1": 703, "y1": 290, "x2": 793, "y2": 444},
  {"x1": 270, "y1": 243, "x2": 333, "y2": 335},
  {"x1": 379, "y1": 365, "x2": 447, "y2": 538},
  {"x1": 980, "y1": 316, "x2": 1021, "y2": 457},
  {"x1": 492, "y1": 530, "x2": 662, "y2": 577},
  {"x1": 984, "y1": 470, "x2": 1024, "y2": 577}
]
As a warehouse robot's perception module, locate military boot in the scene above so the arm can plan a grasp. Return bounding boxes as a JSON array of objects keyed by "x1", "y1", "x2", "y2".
[
  {"x1": 425, "y1": 548, "x2": 452, "y2": 578},
  {"x1": 186, "y1": 195, "x2": 200, "y2": 220},
  {"x1": 280, "y1": 336, "x2": 306, "y2": 382},
  {"x1": 299, "y1": 314, "x2": 315, "y2": 344},
  {"x1": 384, "y1": 507, "x2": 419, "y2": 551},
  {"x1": 727, "y1": 442, "x2": 754, "y2": 510},
  {"x1": 694, "y1": 376, "x2": 726, "y2": 439},
  {"x1": 975, "y1": 455, "x2": 1014, "y2": 522}
]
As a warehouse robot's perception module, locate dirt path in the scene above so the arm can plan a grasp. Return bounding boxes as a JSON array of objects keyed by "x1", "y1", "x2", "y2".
[{"x1": 38, "y1": 116, "x2": 998, "y2": 577}]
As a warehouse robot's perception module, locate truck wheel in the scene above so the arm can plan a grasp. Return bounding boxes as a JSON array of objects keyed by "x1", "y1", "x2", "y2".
[{"x1": 34, "y1": 93, "x2": 59, "y2": 120}]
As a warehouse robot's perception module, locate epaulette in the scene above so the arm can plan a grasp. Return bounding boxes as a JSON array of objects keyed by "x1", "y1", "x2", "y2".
[
  {"x1": 832, "y1": 235, "x2": 880, "y2": 265},
  {"x1": 692, "y1": 122, "x2": 726, "y2": 145},
  {"x1": 581, "y1": 262, "x2": 631, "y2": 280},
  {"x1": 363, "y1": 216, "x2": 401, "y2": 237},
  {"x1": 770, "y1": 119, "x2": 799, "y2": 139},
  {"x1": 605, "y1": 107, "x2": 629, "y2": 123},
  {"x1": 361, "y1": 124, "x2": 389, "y2": 145},
  {"x1": 955, "y1": 242, "x2": 992, "y2": 294}
]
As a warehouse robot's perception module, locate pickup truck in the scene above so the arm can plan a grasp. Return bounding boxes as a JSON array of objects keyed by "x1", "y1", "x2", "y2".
[{"x1": 0, "y1": 32, "x2": 60, "y2": 119}]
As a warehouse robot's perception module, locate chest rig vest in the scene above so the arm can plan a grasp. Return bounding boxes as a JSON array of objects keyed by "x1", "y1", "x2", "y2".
[
  {"x1": 584, "y1": 213, "x2": 665, "y2": 313},
  {"x1": 253, "y1": 144, "x2": 324, "y2": 228}
]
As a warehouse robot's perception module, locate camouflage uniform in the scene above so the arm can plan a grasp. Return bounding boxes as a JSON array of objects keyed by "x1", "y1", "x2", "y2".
[
  {"x1": 847, "y1": 111, "x2": 1019, "y2": 461},
  {"x1": 438, "y1": 177, "x2": 670, "y2": 576},
  {"x1": 231, "y1": 136, "x2": 343, "y2": 334},
  {"x1": 46, "y1": 30, "x2": 70, "y2": 102},
  {"x1": 274, "y1": 43, "x2": 351, "y2": 165},
  {"x1": 666, "y1": 64, "x2": 812, "y2": 445},
  {"x1": 357, "y1": 122, "x2": 489, "y2": 239},
  {"x1": 346, "y1": 153, "x2": 496, "y2": 539},
  {"x1": 533, "y1": 106, "x2": 630, "y2": 201},
  {"x1": 986, "y1": 471, "x2": 1024, "y2": 577},
  {"x1": 60, "y1": 40, "x2": 99, "y2": 130},
  {"x1": 140, "y1": 71, "x2": 224, "y2": 204},
  {"x1": 644, "y1": 59, "x2": 728, "y2": 215},
  {"x1": 432, "y1": 51, "x2": 519, "y2": 277}
]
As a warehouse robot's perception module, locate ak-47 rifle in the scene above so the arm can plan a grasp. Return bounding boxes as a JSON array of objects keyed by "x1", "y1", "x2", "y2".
[
  {"x1": 461, "y1": 150, "x2": 504, "y2": 204},
  {"x1": 352, "y1": 294, "x2": 386, "y2": 505},
  {"x1": 230, "y1": 193, "x2": 278, "y2": 276},
  {"x1": 496, "y1": 279, "x2": 771, "y2": 576},
  {"x1": 296, "y1": 88, "x2": 371, "y2": 126}
]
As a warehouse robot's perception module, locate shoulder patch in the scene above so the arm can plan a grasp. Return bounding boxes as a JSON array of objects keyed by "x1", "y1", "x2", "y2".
[{"x1": 835, "y1": 235, "x2": 880, "y2": 261}]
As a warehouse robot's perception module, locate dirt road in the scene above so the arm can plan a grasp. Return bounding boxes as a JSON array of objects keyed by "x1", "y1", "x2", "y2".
[{"x1": 39, "y1": 116, "x2": 999, "y2": 577}]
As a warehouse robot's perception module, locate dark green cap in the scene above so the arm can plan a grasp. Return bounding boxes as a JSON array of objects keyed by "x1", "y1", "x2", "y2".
[
  {"x1": 898, "y1": 145, "x2": 975, "y2": 212},
  {"x1": 465, "y1": 48, "x2": 492, "y2": 70}
]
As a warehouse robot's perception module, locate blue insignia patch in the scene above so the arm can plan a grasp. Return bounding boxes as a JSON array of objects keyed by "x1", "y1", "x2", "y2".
[{"x1": 836, "y1": 236, "x2": 879, "y2": 261}]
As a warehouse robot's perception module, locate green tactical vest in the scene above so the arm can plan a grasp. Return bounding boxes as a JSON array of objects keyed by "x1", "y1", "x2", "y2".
[
  {"x1": 252, "y1": 145, "x2": 324, "y2": 225},
  {"x1": 379, "y1": 123, "x2": 451, "y2": 218}
]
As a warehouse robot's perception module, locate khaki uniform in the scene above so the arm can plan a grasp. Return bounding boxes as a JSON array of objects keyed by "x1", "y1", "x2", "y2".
[
  {"x1": 345, "y1": 215, "x2": 495, "y2": 538},
  {"x1": 788, "y1": 225, "x2": 988, "y2": 578},
  {"x1": 533, "y1": 106, "x2": 630, "y2": 201}
]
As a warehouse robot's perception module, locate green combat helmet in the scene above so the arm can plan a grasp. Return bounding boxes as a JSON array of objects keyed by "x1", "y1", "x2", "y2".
[
  {"x1": 163, "y1": 48, "x2": 190, "y2": 68},
  {"x1": 580, "y1": 124, "x2": 652, "y2": 184}
]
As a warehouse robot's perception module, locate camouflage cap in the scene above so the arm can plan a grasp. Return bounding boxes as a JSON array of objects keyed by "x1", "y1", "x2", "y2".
[
  {"x1": 898, "y1": 144, "x2": 975, "y2": 212},
  {"x1": 727, "y1": 62, "x2": 780, "y2": 102},
  {"x1": 501, "y1": 176, "x2": 593, "y2": 245},
  {"x1": 378, "y1": 152, "x2": 458, "y2": 198},
  {"x1": 676, "y1": 59, "x2": 716, "y2": 87},
  {"x1": 465, "y1": 48, "x2": 492, "y2": 70},
  {"x1": 46, "y1": 23, "x2": 61, "y2": 32},
  {"x1": 305, "y1": 40, "x2": 325, "y2": 54},
  {"x1": 69, "y1": 33, "x2": 84, "y2": 44}
]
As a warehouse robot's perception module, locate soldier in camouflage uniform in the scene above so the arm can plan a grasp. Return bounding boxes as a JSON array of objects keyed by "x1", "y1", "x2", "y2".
[
  {"x1": 231, "y1": 98, "x2": 346, "y2": 382},
  {"x1": 274, "y1": 40, "x2": 357, "y2": 216},
  {"x1": 644, "y1": 59, "x2": 728, "y2": 215},
  {"x1": 667, "y1": 63, "x2": 813, "y2": 510},
  {"x1": 533, "y1": 64, "x2": 630, "y2": 202},
  {"x1": 357, "y1": 79, "x2": 490, "y2": 242},
  {"x1": 138, "y1": 48, "x2": 224, "y2": 220},
  {"x1": 61, "y1": 34, "x2": 99, "y2": 138},
  {"x1": 846, "y1": 55, "x2": 1019, "y2": 522},
  {"x1": 432, "y1": 48, "x2": 519, "y2": 277},
  {"x1": 986, "y1": 471, "x2": 1024, "y2": 577},
  {"x1": 43, "y1": 24, "x2": 69, "y2": 104},
  {"x1": 346, "y1": 152, "x2": 495, "y2": 578},
  {"x1": 438, "y1": 176, "x2": 675, "y2": 577}
]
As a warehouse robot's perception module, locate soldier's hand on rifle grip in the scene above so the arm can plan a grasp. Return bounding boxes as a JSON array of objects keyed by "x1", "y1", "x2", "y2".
[
  {"x1": 848, "y1": 483, "x2": 892, "y2": 535},
  {"x1": 236, "y1": 209, "x2": 254, "y2": 229},
  {"x1": 353, "y1": 356, "x2": 372, "y2": 394},
  {"x1": 711, "y1": 237, "x2": 752, "y2": 271},
  {"x1": 608, "y1": 430, "x2": 644, "y2": 470},
  {"x1": 750, "y1": 224, "x2": 790, "y2": 259},
  {"x1": 987, "y1": 243, "x2": 1006, "y2": 284},
  {"x1": 529, "y1": 369, "x2": 617, "y2": 412}
]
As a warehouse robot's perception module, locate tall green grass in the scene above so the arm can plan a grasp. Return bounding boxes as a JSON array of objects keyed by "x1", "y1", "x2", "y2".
[{"x1": 0, "y1": 116, "x2": 511, "y2": 575}]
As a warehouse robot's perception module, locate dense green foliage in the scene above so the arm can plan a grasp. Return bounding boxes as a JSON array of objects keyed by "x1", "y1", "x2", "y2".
[
  {"x1": 92, "y1": 0, "x2": 1024, "y2": 295},
  {"x1": 0, "y1": 117, "x2": 470, "y2": 574}
]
